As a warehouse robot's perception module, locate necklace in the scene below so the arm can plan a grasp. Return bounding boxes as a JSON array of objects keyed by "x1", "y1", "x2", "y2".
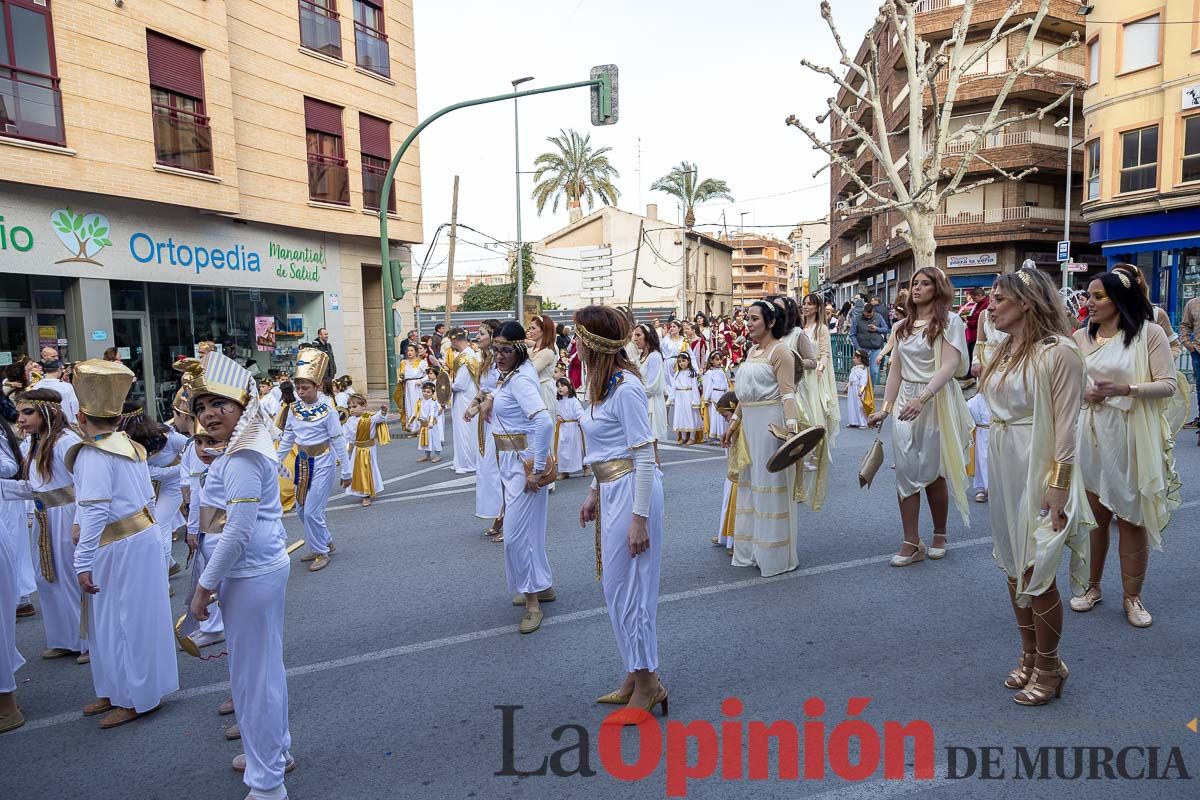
[{"x1": 1094, "y1": 328, "x2": 1118, "y2": 347}]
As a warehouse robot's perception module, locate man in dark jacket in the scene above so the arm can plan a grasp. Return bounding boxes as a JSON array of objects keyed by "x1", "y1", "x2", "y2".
[
  {"x1": 851, "y1": 302, "x2": 888, "y2": 384},
  {"x1": 311, "y1": 327, "x2": 337, "y2": 377}
]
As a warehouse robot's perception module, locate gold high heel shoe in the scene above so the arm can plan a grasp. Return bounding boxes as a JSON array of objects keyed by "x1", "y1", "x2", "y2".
[
  {"x1": 603, "y1": 686, "x2": 669, "y2": 725},
  {"x1": 1013, "y1": 658, "x2": 1069, "y2": 706},
  {"x1": 1004, "y1": 652, "x2": 1037, "y2": 690},
  {"x1": 595, "y1": 689, "x2": 634, "y2": 705}
]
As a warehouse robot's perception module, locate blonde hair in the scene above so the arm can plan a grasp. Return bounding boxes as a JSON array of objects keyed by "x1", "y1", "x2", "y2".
[{"x1": 981, "y1": 268, "x2": 1071, "y2": 389}]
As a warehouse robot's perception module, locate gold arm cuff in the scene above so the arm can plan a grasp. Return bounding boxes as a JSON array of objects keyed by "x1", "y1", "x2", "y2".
[
  {"x1": 881, "y1": 401, "x2": 894, "y2": 415},
  {"x1": 1128, "y1": 383, "x2": 1140, "y2": 398},
  {"x1": 227, "y1": 497, "x2": 260, "y2": 504},
  {"x1": 1048, "y1": 461, "x2": 1073, "y2": 491},
  {"x1": 918, "y1": 389, "x2": 934, "y2": 404}
]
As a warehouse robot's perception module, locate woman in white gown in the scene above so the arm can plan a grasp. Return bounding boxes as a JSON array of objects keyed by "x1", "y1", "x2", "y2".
[
  {"x1": 981, "y1": 268, "x2": 1091, "y2": 707},
  {"x1": 574, "y1": 305, "x2": 667, "y2": 720},
  {"x1": 770, "y1": 296, "x2": 824, "y2": 509},
  {"x1": 660, "y1": 321, "x2": 684, "y2": 414},
  {"x1": 632, "y1": 323, "x2": 669, "y2": 443},
  {"x1": 466, "y1": 320, "x2": 505, "y2": 539},
  {"x1": 869, "y1": 267, "x2": 974, "y2": 566},
  {"x1": 399, "y1": 344, "x2": 427, "y2": 429},
  {"x1": 528, "y1": 314, "x2": 559, "y2": 493},
  {"x1": 801, "y1": 294, "x2": 842, "y2": 444},
  {"x1": 1069, "y1": 270, "x2": 1180, "y2": 628}
]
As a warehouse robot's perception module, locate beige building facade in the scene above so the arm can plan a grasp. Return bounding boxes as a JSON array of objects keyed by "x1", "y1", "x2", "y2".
[{"x1": 0, "y1": 0, "x2": 420, "y2": 414}]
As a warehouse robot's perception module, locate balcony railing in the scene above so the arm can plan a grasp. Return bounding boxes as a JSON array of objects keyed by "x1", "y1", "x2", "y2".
[
  {"x1": 933, "y1": 205, "x2": 1084, "y2": 227},
  {"x1": 299, "y1": 0, "x2": 342, "y2": 60},
  {"x1": 934, "y1": 55, "x2": 1086, "y2": 84},
  {"x1": 931, "y1": 128, "x2": 1072, "y2": 155},
  {"x1": 307, "y1": 152, "x2": 350, "y2": 204},
  {"x1": 915, "y1": 0, "x2": 965, "y2": 11},
  {"x1": 362, "y1": 159, "x2": 395, "y2": 212},
  {"x1": 151, "y1": 105, "x2": 214, "y2": 174},
  {"x1": 0, "y1": 68, "x2": 65, "y2": 146},
  {"x1": 856, "y1": 240, "x2": 872, "y2": 256},
  {"x1": 841, "y1": 252, "x2": 852, "y2": 265},
  {"x1": 355, "y1": 22, "x2": 390, "y2": 77}
]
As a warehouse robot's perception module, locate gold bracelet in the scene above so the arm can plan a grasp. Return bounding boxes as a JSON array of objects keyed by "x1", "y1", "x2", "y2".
[
  {"x1": 1048, "y1": 461, "x2": 1072, "y2": 491},
  {"x1": 1128, "y1": 384, "x2": 1140, "y2": 398},
  {"x1": 881, "y1": 401, "x2": 894, "y2": 415},
  {"x1": 918, "y1": 389, "x2": 934, "y2": 404}
]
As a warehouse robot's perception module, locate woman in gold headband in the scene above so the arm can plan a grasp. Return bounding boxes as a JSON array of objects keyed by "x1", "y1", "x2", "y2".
[
  {"x1": 574, "y1": 306, "x2": 667, "y2": 721},
  {"x1": 981, "y1": 268, "x2": 1091, "y2": 706},
  {"x1": 868, "y1": 266, "x2": 974, "y2": 565},
  {"x1": 1069, "y1": 271, "x2": 1180, "y2": 628},
  {"x1": 0, "y1": 389, "x2": 87, "y2": 661}
]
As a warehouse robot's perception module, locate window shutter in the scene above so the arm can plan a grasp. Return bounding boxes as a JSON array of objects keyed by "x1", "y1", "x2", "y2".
[
  {"x1": 359, "y1": 114, "x2": 390, "y2": 158},
  {"x1": 146, "y1": 32, "x2": 205, "y2": 99},
  {"x1": 304, "y1": 97, "x2": 344, "y2": 136}
]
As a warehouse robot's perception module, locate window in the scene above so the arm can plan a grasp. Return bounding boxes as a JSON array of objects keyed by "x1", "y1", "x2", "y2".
[
  {"x1": 1086, "y1": 139, "x2": 1100, "y2": 200},
  {"x1": 1087, "y1": 37, "x2": 1099, "y2": 85},
  {"x1": 1121, "y1": 14, "x2": 1160, "y2": 73},
  {"x1": 305, "y1": 97, "x2": 349, "y2": 204},
  {"x1": 353, "y1": 0, "x2": 388, "y2": 77},
  {"x1": 299, "y1": 0, "x2": 341, "y2": 59},
  {"x1": 1183, "y1": 116, "x2": 1200, "y2": 184},
  {"x1": 1119, "y1": 125, "x2": 1157, "y2": 193},
  {"x1": 359, "y1": 113, "x2": 394, "y2": 211},
  {"x1": 146, "y1": 32, "x2": 212, "y2": 174},
  {"x1": 0, "y1": 0, "x2": 64, "y2": 145}
]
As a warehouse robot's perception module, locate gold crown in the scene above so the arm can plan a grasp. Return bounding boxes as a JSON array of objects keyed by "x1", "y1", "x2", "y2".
[
  {"x1": 73, "y1": 360, "x2": 136, "y2": 418},
  {"x1": 294, "y1": 348, "x2": 330, "y2": 385},
  {"x1": 190, "y1": 351, "x2": 252, "y2": 408}
]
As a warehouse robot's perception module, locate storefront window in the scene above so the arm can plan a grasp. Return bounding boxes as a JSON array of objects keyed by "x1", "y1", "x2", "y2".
[
  {"x1": 110, "y1": 281, "x2": 147, "y2": 311},
  {"x1": 0, "y1": 274, "x2": 30, "y2": 309},
  {"x1": 1181, "y1": 250, "x2": 1200, "y2": 308}
]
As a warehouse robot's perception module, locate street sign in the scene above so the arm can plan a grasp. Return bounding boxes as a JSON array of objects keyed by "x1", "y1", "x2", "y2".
[
  {"x1": 1066, "y1": 262, "x2": 1088, "y2": 273},
  {"x1": 590, "y1": 65, "x2": 618, "y2": 126},
  {"x1": 582, "y1": 276, "x2": 613, "y2": 288},
  {"x1": 1056, "y1": 240, "x2": 1070, "y2": 262},
  {"x1": 581, "y1": 288, "x2": 615, "y2": 298},
  {"x1": 581, "y1": 247, "x2": 612, "y2": 258}
]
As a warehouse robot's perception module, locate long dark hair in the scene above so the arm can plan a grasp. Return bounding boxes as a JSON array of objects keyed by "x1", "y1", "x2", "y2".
[
  {"x1": 766, "y1": 294, "x2": 800, "y2": 332},
  {"x1": 14, "y1": 388, "x2": 68, "y2": 481},
  {"x1": 802, "y1": 293, "x2": 826, "y2": 329},
  {"x1": 634, "y1": 322, "x2": 661, "y2": 356},
  {"x1": 277, "y1": 380, "x2": 296, "y2": 429},
  {"x1": 573, "y1": 306, "x2": 641, "y2": 405},
  {"x1": 752, "y1": 299, "x2": 792, "y2": 340},
  {"x1": 495, "y1": 321, "x2": 531, "y2": 369},
  {"x1": 555, "y1": 377, "x2": 576, "y2": 398},
  {"x1": 119, "y1": 400, "x2": 169, "y2": 455},
  {"x1": 897, "y1": 267, "x2": 953, "y2": 345},
  {"x1": 1088, "y1": 271, "x2": 1153, "y2": 347},
  {"x1": 479, "y1": 318, "x2": 505, "y2": 373}
]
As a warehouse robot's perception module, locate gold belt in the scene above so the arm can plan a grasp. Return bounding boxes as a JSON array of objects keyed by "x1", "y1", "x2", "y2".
[
  {"x1": 591, "y1": 458, "x2": 634, "y2": 483},
  {"x1": 738, "y1": 399, "x2": 779, "y2": 408},
  {"x1": 354, "y1": 439, "x2": 375, "y2": 448},
  {"x1": 199, "y1": 505, "x2": 227, "y2": 535},
  {"x1": 34, "y1": 486, "x2": 75, "y2": 509},
  {"x1": 992, "y1": 418, "x2": 1032, "y2": 430},
  {"x1": 494, "y1": 433, "x2": 528, "y2": 452},
  {"x1": 298, "y1": 440, "x2": 331, "y2": 458},
  {"x1": 99, "y1": 506, "x2": 156, "y2": 546}
]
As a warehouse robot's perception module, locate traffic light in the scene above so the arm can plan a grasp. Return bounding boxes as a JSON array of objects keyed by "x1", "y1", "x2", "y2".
[
  {"x1": 389, "y1": 259, "x2": 407, "y2": 300},
  {"x1": 590, "y1": 65, "x2": 618, "y2": 126}
]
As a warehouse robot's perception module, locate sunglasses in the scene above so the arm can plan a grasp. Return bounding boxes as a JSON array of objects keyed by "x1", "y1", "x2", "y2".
[{"x1": 493, "y1": 345, "x2": 519, "y2": 355}]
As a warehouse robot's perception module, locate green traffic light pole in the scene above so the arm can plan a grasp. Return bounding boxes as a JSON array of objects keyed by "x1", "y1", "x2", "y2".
[{"x1": 376, "y1": 74, "x2": 614, "y2": 409}]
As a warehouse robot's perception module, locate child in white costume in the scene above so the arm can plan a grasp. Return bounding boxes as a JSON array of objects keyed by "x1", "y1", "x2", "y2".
[
  {"x1": 410, "y1": 383, "x2": 444, "y2": 462},
  {"x1": 554, "y1": 378, "x2": 585, "y2": 477},
  {"x1": 671, "y1": 353, "x2": 703, "y2": 444},
  {"x1": 846, "y1": 351, "x2": 871, "y2": 428},
  {"x1": 343, "y1": 395, "x2": 390, "y2": 505},
  {"x1": 966, "y1": 392, "x2": 990, "y2": 502},
  {"x1": 701, "y1": 353, "x2": 730, "y2": 442}
]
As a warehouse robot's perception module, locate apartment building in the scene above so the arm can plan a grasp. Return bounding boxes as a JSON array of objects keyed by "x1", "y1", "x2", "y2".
[
  {"x1": 787, "y1": 219, "x2": 829, "y2": 297},
  {"x1": 828, "y1": 0, "x2": 1101, "y2": 305},
  {"x1": 0, "y1": 0, "x2": 420, "y2": 415},
  {"x1": 725, "y1": 232, "x2": 792, "y2": 304},
  {"x1": 1082, "y1": 0, "x2": 1200, "y2": 319},
  {"x1": 415, "y1": 271, "x2": 508, "y2": 311}
]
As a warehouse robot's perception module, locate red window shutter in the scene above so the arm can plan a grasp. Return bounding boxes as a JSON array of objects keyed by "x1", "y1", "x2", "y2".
[
  {"x1": 359, "y1": 114, "x2": 390, "y2": 158},
  {"x1": 146, "y1": 32, "x2": 205, "y2": 99},
  {"x1": 304, "y1": 97, "x2": 344, "y2": 136}
]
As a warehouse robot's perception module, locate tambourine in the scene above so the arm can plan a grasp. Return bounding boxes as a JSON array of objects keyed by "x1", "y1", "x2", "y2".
[{"x1": 765, "y1": 424, "x2": 826, "y2": 473}]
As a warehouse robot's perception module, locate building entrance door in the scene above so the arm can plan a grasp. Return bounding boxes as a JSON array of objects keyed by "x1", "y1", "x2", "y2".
[
  {"x1": 0, "y1": 311, "x2": 33, "y2": 369},
  {"x1": 112, "y1": 312, "x2": 156, "y2": 418}
]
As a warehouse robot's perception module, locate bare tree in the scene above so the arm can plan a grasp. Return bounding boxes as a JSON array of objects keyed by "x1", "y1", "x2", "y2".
[{"x1": 787, "y1": 0, "x2": 1080, "y2": 270}]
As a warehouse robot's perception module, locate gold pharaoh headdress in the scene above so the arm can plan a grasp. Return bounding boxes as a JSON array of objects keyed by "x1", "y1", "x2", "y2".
[
  {"x1": 73, "y1": 360, "x2": 135, "y2": 418},
  {"x1": 294, "y1": 348, "x2": 330, "y2": 385},
  {"x1": 189, "y1": 352, "x2": 252, "y2": 407}
]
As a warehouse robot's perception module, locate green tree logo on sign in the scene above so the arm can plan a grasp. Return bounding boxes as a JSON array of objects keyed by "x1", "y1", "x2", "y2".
[{"x1": 51, "y1": 207, "x2": 112, "y2": 265}]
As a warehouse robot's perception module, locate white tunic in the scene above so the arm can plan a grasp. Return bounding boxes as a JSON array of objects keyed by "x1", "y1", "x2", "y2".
[
  {"x1": 182, "y1": 444, "x2": 223, "y2": 635},
  {"x1": 846, "y1": 365, "x2": 871, "y2": 428},
  {"x1": 475, "y1": 364, "x2": 503, "y2": 520},
  {"x1": 660, "y1": 335, "x2": 683, "y2": 399},
  {"x1": 344, "y1": 410, "x2": 388, "y2": 497},
  {"x1": 0, "y1": 496, "x2": 24, "y2": 693},
  {"x1": 0, "y1": 435, "x2": 35, "y2": 600},
  {"x1": 450, "y1": 350, "x2": 480, "y2": 474},
  {"x1": 640, "y1": 351, "x2": 670, "y2": 442},
  {"x1": 409, "y1": 399, "x2": 444, "y2": 453},
  {"x1": 702, "y1": 368, "x2": 730, "y2": 438},
  {"x1": 400, "y1": 358, "x2": 427, "y2": 423},
  {"x1": 554, "y1": 396, "x2": 585, "y2": 474},
  {"x1": 671, "y1": 371, "x2": 703, "y2": 432},
  {"x1": 73, "y1": 442, "x2": 178, "y2": 712},
  {"x1": 148, "y1": 429, "x2": 189, "y2": 564}
]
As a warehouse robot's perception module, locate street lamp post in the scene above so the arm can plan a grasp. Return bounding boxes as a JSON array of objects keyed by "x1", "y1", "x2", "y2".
[
  {"x1": 512, "y1": 76, "x2": 534, "y2": 321},
  {"x1": 1060, "y1": 83, "x2": 1077, "y2": 290}
]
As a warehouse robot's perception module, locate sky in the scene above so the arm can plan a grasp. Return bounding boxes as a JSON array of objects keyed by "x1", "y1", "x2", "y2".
[{"x1": 409, "y1": 0, "x2": 881, "y2": 284}]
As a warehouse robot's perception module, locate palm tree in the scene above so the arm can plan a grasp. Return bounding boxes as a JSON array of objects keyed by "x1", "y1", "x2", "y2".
[
  {"x1": 650, "y1": 162, "x2": 733, "y2": 228},
  {"x1": 530, "y1": 128, "x2": 621, "y2": 218}
]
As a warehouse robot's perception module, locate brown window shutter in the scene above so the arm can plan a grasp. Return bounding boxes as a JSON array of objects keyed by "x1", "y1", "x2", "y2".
[
  {"x1": 304, "y1": 97, "x2": 344, "y2": 136},
  {"x1": 359, "y1": 114, "x2": 390, "y2": 158},
  {"x1": 146, "y1": 32, "x2": 205, "y2": 99}
]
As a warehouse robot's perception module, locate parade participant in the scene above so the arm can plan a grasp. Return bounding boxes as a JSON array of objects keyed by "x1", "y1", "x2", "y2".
[
  {"x1": 971, "y1": 300, "x2": 1009, "y2": 377},
  {"x1": 333, "y1": 377, "x2": 350, "y2": 410},
  {"x1": 702, "y1": 351, "x2": 730, "y2": 442},
  {"x1": 0, "y1": 409, "x2": 36, "y2": 622},
  {"x1": 1069, "y1": 271, "x2": 1180, "y2": 628},
  {"x1": 120, "y1": 402, "x2": 189, "y2": 574},
  {"x1": 399, "y1": 343, "x2": 426, "y2": 430},
  {"x1": 802, "y1": 294, "x2": 841, "y2": 444},
  {"x1": 981, "y1": 268, "x2": 1091, "y2": 706},
  {"x1": 632, "y1": 323, "x2": 669, "y2": 443},
  {"x1": 967, "y1": 390, "x2": 991, "y2": 504},
  {"x1": 554, "y1": 378, "x2": 585, "y2": 478},
  {"x1": 277, "y1": 348, "x2": 350, "y2": 572},
  {"x1": 181, "y1": 419, "x2": 226, "y2": 652},
  {"x1": 660, "y1": 320, "x2": 684, "y2": 411},
  {"x1": 868, "y1": 267, "x2": 974, "y2": 566},
  {"x1": 188, "y1": 351, "x2": 295, "y2": 794},
  {"x1": 694, "y1": 312, "x2": 714, "y2": 354},
  {"x1": 35, "y1": 360, "x2": 78, "y2": 422},
  {"x1": 572, "y1": 305, "x2": 667, "y2": 720},
  {"x1": 729, "y1": 307, "x2": 748, "y2": 365},
  {"x1": 671, "y1": 353, "x2": 703, "y2": 445},
  {"x1": 529, "y1": 314, "x2": 560, "y2": 492},
  {"x1": 410, "y1": 382, "x2": 444, "y2": 463},
  {"x1": 846, "y1": 350, "x2": 871, "y2": 428},
  {"x1": 344, "y1": 395, "x2": 389, "y2": 506},
  {"x1": 70, "y1": 360, "x2": 178, "y2": 728},
  {"x1": 721, "y1": 300, "x2": 803, "y2": 577},
  {"x1": 0, "y1": 453, "x2": 23, "y2": 731},
  {"x1": 684, "y1": 320, "x2": 707, "y2": 371},
  {"x1": 466, "y1": 320, "x2": 505, "y2": 539},
  {"x1": 258, "y1": 379, "x2": 281, "y2": 430},
  {"x1": 274, "y1": 382, "x2": 298, "y2": 513},
  {"x1": 710, "y1": 392, "x2": 741, "y2": 552},
  {"x1": 1, "y1": 389, "x2": 86, "y2": 660},
  {"x1": 485, "y1": 321, "x2": 555, "y2": 634},
  {"x1": 449, "y1": 329, "x2": 481, "y2": 475},
  {"x1": 770, "y1": 295, "x2": 825, "y2": 507}
]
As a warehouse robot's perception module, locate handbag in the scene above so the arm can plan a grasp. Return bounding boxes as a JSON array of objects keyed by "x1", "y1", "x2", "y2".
[{"x1": 858, "y1": 436, "x2": 885, "y2": 488}]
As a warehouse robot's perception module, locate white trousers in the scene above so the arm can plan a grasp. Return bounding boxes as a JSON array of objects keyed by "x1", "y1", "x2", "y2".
[
  {"x1": 196, "y1": 536, "x2": 225, "y2": 634},
  {"x1": 499, "y1": 452, "x2": 551, "y2": 595},
  {"x1": 222, "y1": 564, "x2": 291, "y2": 797},
  {"x1": 297, "y1": 451, "x2": 336, "y2": 555},
  {"x1": 154, "y1": 480, "x2": 183, "y2": 567},
  {"x1": 967, "y1": 393, "x2": 990, "y2": 492},
  {"x1": 600, "y1": 469, "x2": 664, "y2": 673}
]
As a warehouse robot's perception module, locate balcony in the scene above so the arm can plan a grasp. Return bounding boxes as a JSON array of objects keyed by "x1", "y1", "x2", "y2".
[
  {"x1": 299, "y1": 0, "x2": 342, "y2": 60},
  {"x1": 0, "y1": 68, "x2": 65, "y2": 146},
  {"x1": 915, "y1": 0, "x2": 964, "y2": 10},
  {"x1": 151, "y1": 105, "x2": 214, "y2": 174},
  {"x1": 933, "y1": 55, "x2": 1085, "y2": 85},
  {"x1": 307, "y1": 152, "x2": 349, "y2": 204},
  {"x1": 355, "y1": 22, "x2": 390, "y2": 77},
  {"x1": 931, "y1": 128, "x2": 1072, "y2": 155},
  {"x1": 361, "y1": 157, "x2": 395, "y2": 212},
  {"x1": 855, "y1": 240, "x2": 873, "y2": 257},
  {"x1": 933, "y1": 205, "x2": 1083, "y2": 227}
]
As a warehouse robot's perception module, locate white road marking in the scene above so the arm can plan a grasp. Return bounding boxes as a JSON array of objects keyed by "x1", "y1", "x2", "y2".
[{"x1": 11, "y1": 537, "x2": 993, "y2": 735}]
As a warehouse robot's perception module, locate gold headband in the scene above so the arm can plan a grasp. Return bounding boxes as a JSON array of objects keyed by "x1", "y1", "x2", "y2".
[
  {"x1": 24, "y1": 398, "x2": 60, "y2": 409},
  {"x1": 575, "y1": 322, "x2": 630, "y2": 354},
  {"x1": 1114, "y1": 271, "x2": 1132, "y2": 290},
  {"x1": 1016, "y1": 270, "x2": 1033, "y2": 288},
  {"x1": 120, "y1": 407, "x2": 144, "y2": 420}
]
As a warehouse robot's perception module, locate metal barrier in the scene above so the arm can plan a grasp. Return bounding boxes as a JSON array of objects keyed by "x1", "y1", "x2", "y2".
[{"x1": 832, "y1": 332, "x2": 889, "y2": 386}]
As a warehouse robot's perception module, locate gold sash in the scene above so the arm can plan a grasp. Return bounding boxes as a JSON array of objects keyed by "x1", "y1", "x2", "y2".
[
  {"x1": 298, "y1": 440, "x2": 331, "y2": 458},
  {"x1": 494, "y1": 433, "x2": 528, "y2": 452},
  {"x1": 590, "y1": 458, "x2": 636, "y2": 581},
  {"x1": 99, "y1": 506, "x2": 156, "y2": 546},
  {"x1": 33, "y1": 486, "x2": 76, "y2": 583},
  {"x1": 199, "y1": 505, "x2": 227, "y2": 535}
]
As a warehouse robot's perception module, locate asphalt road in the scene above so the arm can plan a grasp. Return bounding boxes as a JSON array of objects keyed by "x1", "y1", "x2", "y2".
[{"x1": 2, "y1": 404, "x2": 1198, "y2": 800}]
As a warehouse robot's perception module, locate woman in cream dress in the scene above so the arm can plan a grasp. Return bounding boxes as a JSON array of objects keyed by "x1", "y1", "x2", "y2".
[
  {"x1": 399, "y1": 344, "x2": 427, "y2": 429},
  {"x1": 981, "y1": 269, "x2": 1091, "y2": 707},
  {"x1": 1069, "y1": 270, "x2": 1180, "y2": 628},
  {"x1": 801, "y1": 293, "x2": 841, "y2": 445},
  {"x1": 770, "y1": 296, "x2": 824, "y2": 509},
  {"x1": 869, "y1": 267, "x2": 974, "y2": 566},
  {"x1": 633, "y1": 323, "x2": 669, "y2": 442},
  {"x1": 722, "y1": 300, "x2": 803, "y2": 577}
]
